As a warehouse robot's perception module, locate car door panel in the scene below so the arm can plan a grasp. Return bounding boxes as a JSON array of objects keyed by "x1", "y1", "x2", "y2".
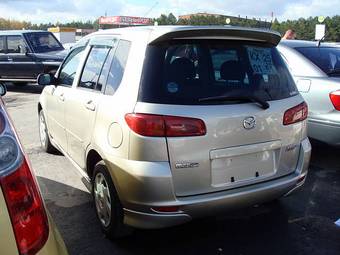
[
  {"x1": 64, "y1": 89, "x2": 101, "y2": 168},
  {"x1": 45, "y1": 46, "x2": 87, "y2": 153},
  {"x1": 4, "y1": 35, "x2": 40, "y2": 79},
  {"x1": 46, "y1": 85, "x2": 69, "y2": 150},
  {"x1": 0, "y1": 36, "x2": 9, "y2": 79},
  {"x1": 64, "y1": 45, "x2": 112, "y2": 168}
]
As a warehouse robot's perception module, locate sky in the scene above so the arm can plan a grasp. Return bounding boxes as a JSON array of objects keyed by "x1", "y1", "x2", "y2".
[{"x1": 0, "y1": 0, "x2": 339, "y2": 24}]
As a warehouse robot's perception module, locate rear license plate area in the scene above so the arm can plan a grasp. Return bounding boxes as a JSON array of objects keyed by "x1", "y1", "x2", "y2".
[{"x1": 211, "y1": 151, "x2": 276, "y2": 187}]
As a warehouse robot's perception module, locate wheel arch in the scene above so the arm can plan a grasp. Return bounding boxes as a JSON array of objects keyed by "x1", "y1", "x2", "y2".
[
  {"x1": 86, "y1": 149, "x2": 104, "y2": 180},
  {"x1": 38, "y1": 102, "x2": 42, "y2": 114}
]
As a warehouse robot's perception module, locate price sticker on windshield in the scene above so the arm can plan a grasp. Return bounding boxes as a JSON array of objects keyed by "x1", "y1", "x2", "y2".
[{"x1": 247, "y1": 47, "x2": 275, "y2": 75}]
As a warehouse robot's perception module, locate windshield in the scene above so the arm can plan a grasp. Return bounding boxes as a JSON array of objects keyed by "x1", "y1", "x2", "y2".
[
  {"x1": 24, "y1": 32, "x2": 64, "y2": 53},
  {"x1": 295, "y1": 47, "x2": 340, "y2": 76},
  {"x1": 139, "y1": 40, "x2": 298, "y2": 105}
]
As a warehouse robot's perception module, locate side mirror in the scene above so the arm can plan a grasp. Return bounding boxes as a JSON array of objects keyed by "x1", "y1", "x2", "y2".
[
  {"x1": 19, "y1": 45, "x2": 28, "y2": 55},
  {"x1": 0, "y1": 83, "x2": 7, "y2": 96},
  {"x1": 37, "y1": 73, "x2": 55, "y2": 86}
]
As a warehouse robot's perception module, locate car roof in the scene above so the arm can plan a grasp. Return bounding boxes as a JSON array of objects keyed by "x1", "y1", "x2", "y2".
[
  {"x1": 280, "y1": 39, "x2": 340, "y2": 49},
  {"x1": 93, "y1": 26, "x2": 282, "y2": 45},
  {"x1": 0, "y1": 30, "x2": 48, "y2": 36}
]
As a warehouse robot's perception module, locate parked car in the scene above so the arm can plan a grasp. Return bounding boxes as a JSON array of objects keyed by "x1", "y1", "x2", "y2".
[
  {"x1": 278, "y1": 40, "x2": 340, "y2": 146},
  {"x1": 0, "y1": 83, "x2": 68, "y2": 255},
  {"x1": 0, "y1": 30, "x2": 66, "y2": 86},
  {"x1": 37, "y1": 26, "x2": 311, "y2": 238}
]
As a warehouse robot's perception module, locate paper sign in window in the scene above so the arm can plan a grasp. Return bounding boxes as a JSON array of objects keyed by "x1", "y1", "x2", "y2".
[{"x1": 247, "y1": 47, "x2": 275, "y2": 75}]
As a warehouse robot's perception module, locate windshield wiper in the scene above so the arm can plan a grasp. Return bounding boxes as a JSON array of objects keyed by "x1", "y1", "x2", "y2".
[
  {"x1": 198, "y1": 94, "x2": 270, "y2": 109},
  {"x1": 326, "y1": 68, "x2": 340, "y2": 75}
]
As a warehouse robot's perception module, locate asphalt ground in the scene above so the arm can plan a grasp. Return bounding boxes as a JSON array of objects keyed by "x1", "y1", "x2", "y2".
[{"x1": 3, "y1": 83, "x2": 340, "y2": 255}]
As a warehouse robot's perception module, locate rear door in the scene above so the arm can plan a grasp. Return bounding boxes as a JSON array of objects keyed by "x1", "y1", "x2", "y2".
[
  {"x1": 136, "y1": 40, "x2": 305, "y2": 196},
  {"x1": 64, "y1": 39, "x2": 115, "y2": 169}
]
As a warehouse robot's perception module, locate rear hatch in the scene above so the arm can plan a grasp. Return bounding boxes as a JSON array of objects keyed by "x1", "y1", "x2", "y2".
[{"x1": 135, "y1": 31, "x2": 305, "y2": 196}]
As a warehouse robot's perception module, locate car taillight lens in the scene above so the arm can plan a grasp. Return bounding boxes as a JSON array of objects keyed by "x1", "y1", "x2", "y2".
[
  {"x1": 330, "y1": 90, "x2": 340, "y2": 111},
  {"x1": 0, "y1": 107, "x2": 48, "y2": 255},
  {"x1": 0, "y1": 157, "x2": 49, "y2": 255},
  {"x1": 283, "y1": 102, "x2": 308, "y2": 125},
  {"x1": 125, "y1": 113, "x2": 206, "y2": 137}
]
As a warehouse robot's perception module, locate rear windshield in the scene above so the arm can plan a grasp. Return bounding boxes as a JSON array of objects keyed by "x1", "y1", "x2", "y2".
[
  {"x1": 295, "y1": 47, "x2": 340, "y2": 76},
  {"x1": 138, "y1": 40, "x2": 298, "y2": 105}
]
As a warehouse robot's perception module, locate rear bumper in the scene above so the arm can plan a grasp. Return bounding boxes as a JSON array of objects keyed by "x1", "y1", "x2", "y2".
[
  {"x1": 37, "y1": 213, "x2": 68, "y2": 255},
  {"x1": 308, "y1": 118, "x2": 340, "y2": 146},
  {"x1": 109, "y1": 138, "x2": 312, "y2": 229},
  {"x1": 124, "y1": 172, "x2": 308, "y2": 229}
]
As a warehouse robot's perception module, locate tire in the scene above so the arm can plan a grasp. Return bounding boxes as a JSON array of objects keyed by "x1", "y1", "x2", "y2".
[
  {"x1": 39, "y1": 110, "x2": 56, "y2": 153},
  {"x1": 92, "y1": 161, "x2": 132, "y2": 239}
]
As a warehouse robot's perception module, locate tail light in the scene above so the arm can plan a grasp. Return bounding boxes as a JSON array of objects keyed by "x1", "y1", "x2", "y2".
[
  {"x1": 283, "y1": 102, "x2": 308, "y2": 125},
  {"x1": 125, "y1": 113, "x2": 206, "y2": 137},
  {"x1": 0, "y1": 109, "x2": 48, "y2": 255},
  {"x1": 330, "y1": 90, "x2": 340, "y2": 111}
]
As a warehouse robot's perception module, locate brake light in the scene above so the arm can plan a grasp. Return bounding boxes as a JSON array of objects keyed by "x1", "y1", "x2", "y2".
[
  {"x1": 0, "y1": 159, "x2": 49, "y2": 255},
  {"x1": 125, "y1": 113, "x2": 206, "y2": 137},
  {"x1": 283, "y1": 102, "x2": 308, "y2": 125},
  {"x1": 330, "y1": 90, "x2": 340, "y2": 111},
  {"x1": 0, "y1": 108, "x2": 48, "y2": 255}
]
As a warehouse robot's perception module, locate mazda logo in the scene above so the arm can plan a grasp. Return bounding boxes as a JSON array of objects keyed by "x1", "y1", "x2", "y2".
[{"x1": 243, "y1": 117, "x2": 256, "y2": 130}]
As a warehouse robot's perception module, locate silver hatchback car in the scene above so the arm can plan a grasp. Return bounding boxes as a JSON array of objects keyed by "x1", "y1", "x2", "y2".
[
  {"x1": 278, "y1": 40, "x2": 340, "y2": 146},
  {"x1": 38, "y1": 26, "x2": 311, "y2": 238}
]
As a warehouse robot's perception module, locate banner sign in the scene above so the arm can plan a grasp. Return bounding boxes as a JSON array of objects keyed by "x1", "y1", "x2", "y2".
[{"x1": 99, "y1": 16, "x2": 152, "y2": 25}]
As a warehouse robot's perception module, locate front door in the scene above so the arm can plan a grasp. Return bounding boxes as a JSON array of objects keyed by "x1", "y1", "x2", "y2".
[
  {"x1": 0, "y1": 36, "x2": 8, "y2": 79},
  {"x1": 2, "y1": 35, "x2": 40, "y2": 80},
  {"x1": 46, "y1": 46, "x2": 86, "y2": 152}
]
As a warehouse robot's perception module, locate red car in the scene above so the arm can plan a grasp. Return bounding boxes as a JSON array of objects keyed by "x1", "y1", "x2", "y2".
[{"x1": 0, "y1": 83, "x2": 68, "y2": 255}]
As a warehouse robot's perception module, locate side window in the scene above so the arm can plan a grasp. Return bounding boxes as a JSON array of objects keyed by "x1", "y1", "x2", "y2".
[
  {"x1": 79, "y1": 46, "x2": 110, "y2": 90},
  {"x1": 0, "y1": 36, "x2": 5, "y2": 53},
  {"x1": 105, "y1": 40, "x2": 131, "y2": 95},
  {"x1": 59, "y1": 47, "x2": 85, "y2": 86},
  {"x1": 7, "y1": 36, "x2": 26, "y2": 53}
]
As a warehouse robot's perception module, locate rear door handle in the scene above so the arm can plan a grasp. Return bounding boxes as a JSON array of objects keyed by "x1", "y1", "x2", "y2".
[
  {"x1": 7, "y1": 58, "x2": 13, "y2": 62},
  {"x1": 59, "y1": 93, "x2": 65, "y2": 102},
  {"x1": 85, "y1": 100, "x2": 96, "y2": 111}
]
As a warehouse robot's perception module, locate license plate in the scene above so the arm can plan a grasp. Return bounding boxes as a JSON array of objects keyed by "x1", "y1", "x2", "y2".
[{"x1": 211, "y1": 151, "x2": 276, "y2": 187}]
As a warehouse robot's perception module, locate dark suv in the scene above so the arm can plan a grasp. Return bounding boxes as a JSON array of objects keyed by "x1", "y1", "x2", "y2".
[{"x1": 0, "y1": 30, "x2": 66, "y2": 85}]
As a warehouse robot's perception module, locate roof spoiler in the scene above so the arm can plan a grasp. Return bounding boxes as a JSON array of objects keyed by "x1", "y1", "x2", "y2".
[{"x1": 149, "y1": 27, "x2": 281, "y2": 46}]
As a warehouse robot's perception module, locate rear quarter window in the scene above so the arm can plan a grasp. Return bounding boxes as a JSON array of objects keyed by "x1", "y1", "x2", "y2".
[{"x1": 139, "y1": 40, "x2": 298, "y2": 105}]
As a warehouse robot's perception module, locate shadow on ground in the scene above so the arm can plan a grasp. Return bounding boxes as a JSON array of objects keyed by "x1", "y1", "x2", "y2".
[{"x1": 38, "y1": 151, "x2": 340, "y2": 255}]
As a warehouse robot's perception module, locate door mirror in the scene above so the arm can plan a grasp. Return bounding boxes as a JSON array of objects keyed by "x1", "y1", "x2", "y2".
[
  {"x1": 0, "y1": 83, "x2": 7, "y2": 96},
  {"x1": 18, "y1": 45, "x2": 28, "y2": 55},
  {"x1": 37, "y1": 73, "x2": 55, "y2": 86}
]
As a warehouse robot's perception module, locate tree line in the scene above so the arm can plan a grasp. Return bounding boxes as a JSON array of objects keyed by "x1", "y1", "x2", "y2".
[{"x1": 1, "y1": 14, "x2": 339, "y2": 41}]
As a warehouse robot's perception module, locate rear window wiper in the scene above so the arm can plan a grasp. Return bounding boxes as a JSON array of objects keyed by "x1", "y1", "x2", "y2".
[
  {"x1": 326, "y1": 68, "x2": 340, "y2": 75},
  {"x1": 198, "y1": 94, "x2": 270, "y2": 109}
]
